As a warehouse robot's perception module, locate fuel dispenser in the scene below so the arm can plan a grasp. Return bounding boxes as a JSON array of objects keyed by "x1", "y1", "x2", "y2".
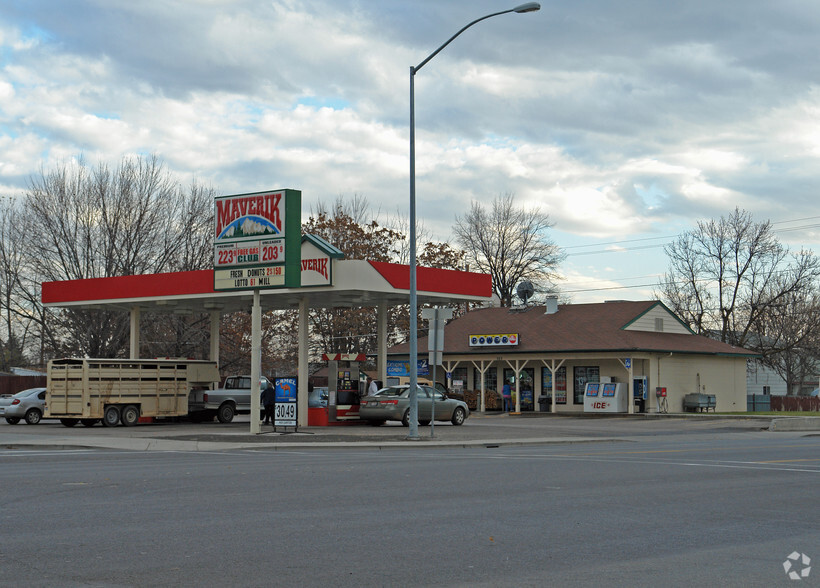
[{"x1": 322, "y1": 353, "x2": 365, "y2": 423}]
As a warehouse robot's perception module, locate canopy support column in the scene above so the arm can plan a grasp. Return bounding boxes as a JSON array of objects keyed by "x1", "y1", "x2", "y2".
[
  {"x1": 298, "y1": 296, "x2": 309, "y2": 426},
  {"x1": 129, "y1": 306, "x2": 140, "y2": 359},
  {"x1": 209, "y1": 310, "x2": 220, "y2": 366},
  {"x1": 377, "y1": 303, "x2": 387, "y2": 384}
]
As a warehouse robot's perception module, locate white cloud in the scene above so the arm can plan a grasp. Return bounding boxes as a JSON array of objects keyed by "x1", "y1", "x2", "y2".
[{"x1": 0, "y1": 0, "x2": 818, "y2": 303}]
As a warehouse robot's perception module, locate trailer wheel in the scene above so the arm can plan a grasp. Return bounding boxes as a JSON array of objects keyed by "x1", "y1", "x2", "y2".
[
  {"x1": 102, "y1": 405, "x2": 120, "y2": 427},
  {"x1": 81, "y1": 419, "x2": 98, "y2": 427},
  {"x1": 60, "y1": 418, "x2": 79, "y2": 427},
  {"x1": 121, "y1": 405, "x2": 140, "y2": 427},
  {"x1": 216, "y1": 402, "x2": 235, "y2": 423}
]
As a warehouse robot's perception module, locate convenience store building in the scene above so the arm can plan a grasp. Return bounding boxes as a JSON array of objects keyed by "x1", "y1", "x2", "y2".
[{"x1": 389, "y1": 299, "x2": 756, "y2": 414}]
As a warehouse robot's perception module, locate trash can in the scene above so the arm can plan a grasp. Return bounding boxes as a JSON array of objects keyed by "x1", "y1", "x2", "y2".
[{"x1": 538, "y1": 395, "x2": 551, "y2": 411}]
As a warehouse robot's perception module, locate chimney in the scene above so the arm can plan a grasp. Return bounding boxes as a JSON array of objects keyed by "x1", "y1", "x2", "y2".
[{"x1": 545, "y1": 295, "x2": 558, "y2": 315}]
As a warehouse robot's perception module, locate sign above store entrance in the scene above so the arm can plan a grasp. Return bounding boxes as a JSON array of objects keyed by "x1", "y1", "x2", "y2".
[{"x1": 469, "y1": 333, "x2": 519, "y2": 347}]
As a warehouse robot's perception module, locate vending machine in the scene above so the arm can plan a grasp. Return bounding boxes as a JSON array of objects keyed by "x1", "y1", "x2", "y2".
[{"x1": 583, "y1": 381, "x2": 628, "y2": 413}]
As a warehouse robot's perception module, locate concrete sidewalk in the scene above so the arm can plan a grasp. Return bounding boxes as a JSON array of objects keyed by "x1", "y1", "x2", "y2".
[{"x1": 0, "y1": 412, "x2": 808, "y2": 452}]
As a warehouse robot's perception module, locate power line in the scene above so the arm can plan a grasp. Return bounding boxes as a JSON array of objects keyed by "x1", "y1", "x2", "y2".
[{"x1": 558, "y1": 214, "x2": 820, "y2": 292}]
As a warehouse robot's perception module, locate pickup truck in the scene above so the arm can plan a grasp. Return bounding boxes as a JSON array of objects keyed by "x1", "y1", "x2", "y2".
[{"x1": 188, "y1": 375, "x2": 271, "y2": 423}]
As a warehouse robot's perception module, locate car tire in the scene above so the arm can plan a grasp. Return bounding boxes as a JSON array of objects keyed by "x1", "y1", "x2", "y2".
[
  {"x1": 5, "y1": 417, "x2": 20, "y2": 425},
  {"x1": 367, "y1": 419, "x2": 386, "y2": 427},
  {"x1": 24, "y1": 408, "x2": 42, "y2": 425},
  {"x1": 60, "y1": 418, "x2": 79, "y2": 427},
  {"x1": 81, "y1": 419, "x2": 98, "y2": 427},
  {"x1": 401, "y1": 408, "x2": 411, "y2": 427},
  {"x1": 451, "y1": 407, "x2": 466, "y2": 426},
  {"x1": 217, "y1": 403, "x2": 235, "y2": 424},
  {"x1": 102, "y1": 405, "x2": 120, "y2": 427},
  {"x1": 121, "y1": 405, "x2": 140, "y2": 427},
  {"x1": 419, "y1": 420, "x2": 430, "y2": 426}
]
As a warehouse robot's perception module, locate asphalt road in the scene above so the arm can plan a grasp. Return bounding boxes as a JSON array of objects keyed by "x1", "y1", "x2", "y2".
[{"x1": 1, "y1": 421, "x2": 818, "y2": 587}]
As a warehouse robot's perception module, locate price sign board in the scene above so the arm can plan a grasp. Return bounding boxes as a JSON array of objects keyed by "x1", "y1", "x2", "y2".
[
  {"x1": 274, "y1": 377, "x2": 297, "y2": 427},
  {"x1": 213, "y1": 189, "x2": 301, "y2": 291},
  {"x1": 213, "y1": 265, "x2": 285, "y2": 290},
  {"x1": 274, "y1": 402, "x2": 297, "y2": 426}
]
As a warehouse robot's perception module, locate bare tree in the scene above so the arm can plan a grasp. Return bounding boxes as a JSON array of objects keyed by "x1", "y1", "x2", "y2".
[
  {"x1": 16, "y1": 155, "x2": 218, "y2": 359},
  {"x1": 0, "y1": 198, "x2": 32, "y2": 369},
  {"x1": 659, "y1": 208, "x2": 820, "y2": 366},
  {"x1": 753, "y1": 291, "x2": 820, "y2": 394},
  {"x1": 453, "y1": 192, "x2": 563, "y2": 307}
]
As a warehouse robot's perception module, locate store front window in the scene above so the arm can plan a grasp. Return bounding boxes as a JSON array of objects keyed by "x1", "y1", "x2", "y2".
[
  {"x1": 473, "y1": 367, "x2": 497, "y2": 393},
  {"x1": 573, "y1": 366, "x2": 600, "y2": 404},
  {"x1": 503, "y1": 368, "x2": 535, "y2": 411},
  {"x1": 541, "y1": 366, "x2": 567, "y2": 404},
  {"x1": 473, "y1": 367, "x2": 499, "y2": 410},
  {"x1": 451, "y1": 367, "x2": 468, "y2": 394}
]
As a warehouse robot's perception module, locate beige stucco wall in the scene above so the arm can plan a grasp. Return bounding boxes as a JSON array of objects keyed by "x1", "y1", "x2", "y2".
[{"x1": 651, "y1": 354, "x2": 746, "y2": 413}]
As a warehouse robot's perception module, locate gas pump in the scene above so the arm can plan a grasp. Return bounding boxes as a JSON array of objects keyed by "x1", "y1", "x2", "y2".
[{"x1": 322, "y1": 353, "x2": 366, "y2": 423}]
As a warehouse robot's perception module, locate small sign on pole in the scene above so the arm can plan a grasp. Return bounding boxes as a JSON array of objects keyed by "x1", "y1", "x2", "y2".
[
  {"x1": 274, "y1": 376, "x2": 298, "y2": 430},
  {"x1": 420, "y1": 307, "x2": 453, "y2": 439}
]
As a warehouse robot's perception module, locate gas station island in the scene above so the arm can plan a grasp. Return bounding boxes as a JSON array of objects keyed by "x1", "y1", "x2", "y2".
[{"x1": 41, "y1": 189, "x2": 494, "y2": 430}]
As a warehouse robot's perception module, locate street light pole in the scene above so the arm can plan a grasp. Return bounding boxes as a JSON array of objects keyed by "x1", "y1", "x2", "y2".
[{"x1": 407, "y1": 2, "x2": 540, "y2": 439}]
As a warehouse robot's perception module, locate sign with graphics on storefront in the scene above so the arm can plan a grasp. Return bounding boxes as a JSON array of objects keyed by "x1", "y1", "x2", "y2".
[
  {"x1": 299, "y1": 234, "x2": 343, "y2": 287},
  {"x1": 213, "y1": 189, "x2": 301, "y2": 291},
  {"x1": 387, "y1": 359, "x2": 429, "y2": 377},
  {"x1": 468, "y1": 333, "x2": 519, "y2": 347}
]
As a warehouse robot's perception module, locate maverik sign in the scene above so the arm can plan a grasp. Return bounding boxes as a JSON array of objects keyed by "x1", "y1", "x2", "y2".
[{"x1": 213, "y1": 189, "x2": 301, "y2": 291}]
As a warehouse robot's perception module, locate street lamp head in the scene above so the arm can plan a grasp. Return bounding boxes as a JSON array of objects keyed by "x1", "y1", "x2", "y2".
[{"x1": 514, "y1": 2, "x2": 541, "y2": 13}]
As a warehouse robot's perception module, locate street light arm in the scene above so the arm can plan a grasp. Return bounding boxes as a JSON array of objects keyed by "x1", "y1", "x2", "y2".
[
  {"x1": 413, "y1": 3, "x2": 540, "y2": 74},
  {"x1": 414, "y1": 9, "x2": 514, "y2": 74}
]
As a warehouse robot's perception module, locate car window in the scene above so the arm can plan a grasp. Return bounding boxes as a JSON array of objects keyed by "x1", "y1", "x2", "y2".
[
  {"x1": 376, "y1": 387, "x2": 405, "y2": 397},
  {"x1": 432, "y1": 391, "x2": 446, "y2": 401},
  {"x1": 38, "y1": 391, "x2": 46, "y2": 400}
]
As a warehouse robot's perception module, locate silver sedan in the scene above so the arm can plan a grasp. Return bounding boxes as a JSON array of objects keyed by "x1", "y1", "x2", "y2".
[
  {"x1": 1, "y1": 387, "x2": 47, "y2": 425},
  {"x1": 359, "y1": 385, "x2": 469, "y2": 427}
]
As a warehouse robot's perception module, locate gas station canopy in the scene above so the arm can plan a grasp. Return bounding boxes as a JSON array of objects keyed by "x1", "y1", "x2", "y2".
[{"x1": 42, "y1": 260, "x2": 493, "y2": 315}]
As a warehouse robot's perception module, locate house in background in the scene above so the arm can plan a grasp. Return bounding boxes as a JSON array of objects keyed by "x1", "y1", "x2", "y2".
[{"x1": 746, "y1": 361, "x2": 788, "y2": 396}]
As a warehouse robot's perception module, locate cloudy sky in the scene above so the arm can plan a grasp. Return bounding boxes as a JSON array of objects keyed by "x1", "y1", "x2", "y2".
[{"x1": 2, "y1": 0, "x2": 819, "y2": 302}]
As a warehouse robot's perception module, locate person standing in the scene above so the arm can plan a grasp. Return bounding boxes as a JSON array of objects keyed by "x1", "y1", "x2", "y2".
[
  {"x1": 366, "y1": 376, "x2": 379, "y2": 396},
  {"x1": 502, "y1": 379, "x2": 512, "y2": 412},
  {"x1": 261, "y1": 382, "x2": 275, "y2": 425}
]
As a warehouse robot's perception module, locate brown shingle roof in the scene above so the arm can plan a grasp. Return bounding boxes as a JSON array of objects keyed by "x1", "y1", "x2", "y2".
[{"x1": 389, "y1": 300, "x2": 757, "y2": 357}]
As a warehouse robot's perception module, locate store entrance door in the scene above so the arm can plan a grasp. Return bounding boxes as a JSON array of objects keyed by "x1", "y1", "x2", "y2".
[{"x1": 504, "y1": 367, "x2": 535, "y2": 411}]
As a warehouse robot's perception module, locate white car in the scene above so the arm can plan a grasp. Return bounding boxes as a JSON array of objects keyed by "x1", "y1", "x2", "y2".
[{"x1": 1, "y1": 387, "x2": 47, "y2": 425}]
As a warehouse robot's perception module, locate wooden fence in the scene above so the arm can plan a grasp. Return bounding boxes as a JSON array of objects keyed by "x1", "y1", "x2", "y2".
[
  {"x1": 0, "y1": 375, "x2": 47, "y2": 396},
  {"x1": 770, "y1": 395, "x2": 820, "y2": 412}
]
